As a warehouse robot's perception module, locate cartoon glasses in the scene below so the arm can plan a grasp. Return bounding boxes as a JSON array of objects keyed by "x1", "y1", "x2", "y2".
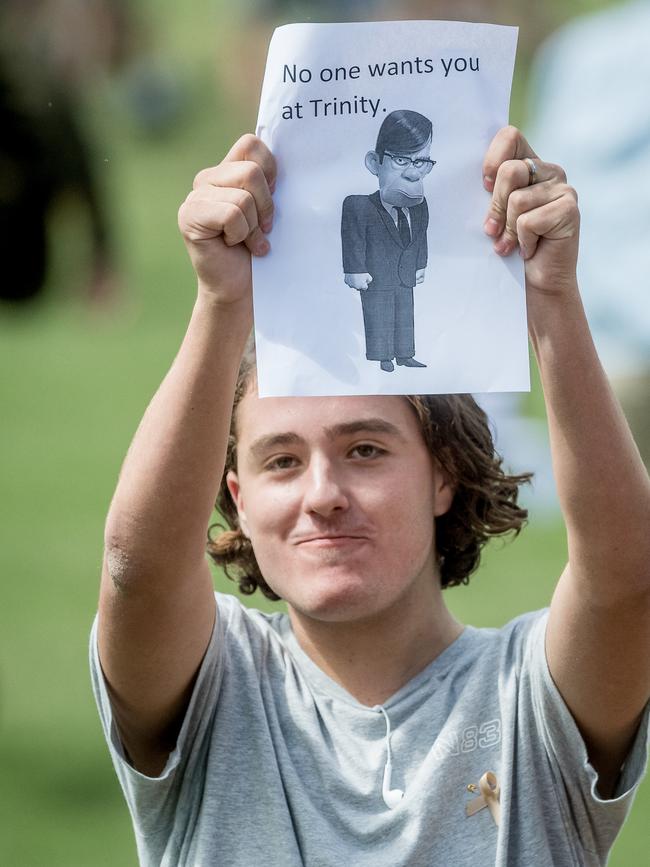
[{"x1": 383, "y1": 152, "x2": 437, "y2": 172}]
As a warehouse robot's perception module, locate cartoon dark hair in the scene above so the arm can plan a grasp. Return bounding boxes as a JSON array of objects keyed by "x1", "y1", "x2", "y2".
[
  {"x1": 375, "y1": 109, "x2": 433, "y2": 162},
  {"x1": 207, "y1": 341, "x2": 532, "y2": 601}
]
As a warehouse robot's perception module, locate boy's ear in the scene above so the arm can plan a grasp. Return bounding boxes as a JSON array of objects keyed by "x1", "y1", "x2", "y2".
[
  {"x1": 226, "y1": 470, "x2": 250, "y2": 538},
  {"x1": 365, "y1": 150, "x2": 381, "y2": 176},
  {"x1": 432, "y1": 465, "x2": 455, "y2": 518}
]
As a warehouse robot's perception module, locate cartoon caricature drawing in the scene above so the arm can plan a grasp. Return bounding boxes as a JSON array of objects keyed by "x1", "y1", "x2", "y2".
[{"x1": 341, "y1": 109, "x2": 435, "y2": 372}]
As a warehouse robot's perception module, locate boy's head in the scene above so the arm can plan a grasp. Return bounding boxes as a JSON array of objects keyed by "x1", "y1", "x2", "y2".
[{"x1": 208, "y1": 345, "x2": 531, "y2": 612}]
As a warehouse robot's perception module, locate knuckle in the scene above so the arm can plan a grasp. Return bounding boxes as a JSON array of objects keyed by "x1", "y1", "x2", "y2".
[
  {"x1": 508, "y1": 188, "x2": 526, "y2": 212},
  {"x1": 501, "y1": 159, "x2": 522, "y2": 183},
  {"x1": 564, "y1": 184, "x2": 578, "y2": 203},
  {"x1": 235, "y1": 187, "x2": 254, "y2": 211},
  {"x1": 516, "y1": 212, "x2": 530, "y2": 234},
  {"x1": 550, "y1": 163, "x2": 567, "y2": 183},
  {"x1": 564, "y1": 198, "x2": 581, "y2": 223},
  {"x1": 503, "y1": 125, "x2": 521, "y2": 147},
  {"x1": 238, "y1": 132, "x2": 259, "y2": 153},
  {"x1": 192, "y1": 167, "x2": 211, "y2": 190},
  {"x1": 222, "y1": 201, "x2": 242, "y2": 224},
  {"x1": 178, "y1": 194, "x2": 199, "y2": 217},
  {"x1": 560, "y1": 190, "x2": 578, "y2": 210},
  {"x1": 241, "y1": 161, "x2": 263, "y2": 187}
]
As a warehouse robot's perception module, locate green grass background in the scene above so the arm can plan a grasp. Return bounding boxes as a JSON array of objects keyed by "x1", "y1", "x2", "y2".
[{"x1": 1, "y1": 1, "x2": 647, "y2": 863}]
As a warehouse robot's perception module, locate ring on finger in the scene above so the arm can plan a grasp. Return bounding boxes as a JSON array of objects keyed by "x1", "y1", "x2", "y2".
[{"x1": 523, "y1": 157, "x2": 538, "y2": 186}]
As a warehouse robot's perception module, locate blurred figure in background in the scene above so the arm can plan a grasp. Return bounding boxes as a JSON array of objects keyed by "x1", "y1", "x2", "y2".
[
  {"x1": 217, "y1": 0, "x2": 559, "y2": 109},
  {"x1": 527, "y1": 0, "x2": 650, "y2": 467},
  {"x1": 0, "y1": 0, "x2": 130, "y2": 305},
  {"x1": 382, "y1": 0, "x2": 556, "y2": 60},
  {"x1": 215, "y1": 0, "x2": 386, "y2": 111},
  {"x1": 216, "y1": 0, "x2": 557, "y2": 111},
  {"x1": 0, "y1": 0, "x2": 183, "y2": 307}
]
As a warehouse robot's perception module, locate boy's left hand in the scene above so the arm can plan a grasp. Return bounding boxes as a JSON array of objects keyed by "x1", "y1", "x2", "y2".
[{"x1": 482, "y1": 126, "x2": 580, "y2": 301}]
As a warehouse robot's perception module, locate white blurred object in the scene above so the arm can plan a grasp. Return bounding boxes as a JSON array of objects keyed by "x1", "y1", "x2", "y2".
[
  {"x1": 527, "y1": 0, "x2": 650, "y2": 379},
  {"x1": 483, "y1": 0, "x2": 650, "y2": 513}
]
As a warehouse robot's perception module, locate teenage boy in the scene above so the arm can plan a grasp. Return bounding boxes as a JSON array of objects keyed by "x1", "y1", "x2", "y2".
[{"x1": 91, "y1": 127, "x2": 650, "y2": 866}]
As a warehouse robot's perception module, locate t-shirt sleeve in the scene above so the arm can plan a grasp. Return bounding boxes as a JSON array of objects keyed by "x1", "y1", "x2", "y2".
[
  {"x1": 523, "y1": 610, "x2": 650, "y2": 858},
  {"x1": 89, "y1": 592, "x2": 244, "y2": 845}
]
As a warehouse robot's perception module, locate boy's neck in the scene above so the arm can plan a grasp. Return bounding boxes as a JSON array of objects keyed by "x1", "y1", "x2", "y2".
[{"x1": 286, "y1": 573, "x2": 463, "y2": 707}]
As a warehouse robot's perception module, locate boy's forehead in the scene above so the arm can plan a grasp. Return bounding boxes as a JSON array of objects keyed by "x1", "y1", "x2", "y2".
[{"x1": 236, "y1": 392, "x2": 419, "y2": 441}]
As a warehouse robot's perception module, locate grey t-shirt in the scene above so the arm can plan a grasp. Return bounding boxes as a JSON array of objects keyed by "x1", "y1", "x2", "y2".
[{"x1": 90, "y1": 592, "x2": 650, "y2": 866}]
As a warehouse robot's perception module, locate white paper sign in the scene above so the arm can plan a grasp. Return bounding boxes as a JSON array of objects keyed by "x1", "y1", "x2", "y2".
[{"x1": 253, "y1": 20, "x2": 528, "y2": 397}]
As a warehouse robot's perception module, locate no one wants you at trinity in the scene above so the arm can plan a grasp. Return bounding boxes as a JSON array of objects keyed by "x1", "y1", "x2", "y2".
[{"x1": 280, "y1": 54, "x2": 481, "y2": 120}]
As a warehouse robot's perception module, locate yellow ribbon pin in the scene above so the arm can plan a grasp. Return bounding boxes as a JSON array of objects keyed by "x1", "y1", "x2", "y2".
[{"x1": 465, "y1": 771, "x2": 501, "y2": 827}]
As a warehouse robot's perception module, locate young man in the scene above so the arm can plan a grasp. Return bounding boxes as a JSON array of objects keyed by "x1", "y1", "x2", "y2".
[{"x1": 91, "y1": 127, "x2": 650, "y2": 866}]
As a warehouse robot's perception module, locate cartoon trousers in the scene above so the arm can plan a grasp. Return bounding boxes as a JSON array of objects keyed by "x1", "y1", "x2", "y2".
[{"x1": 360, "y1": 284, "x2": 415, "y2": 361}]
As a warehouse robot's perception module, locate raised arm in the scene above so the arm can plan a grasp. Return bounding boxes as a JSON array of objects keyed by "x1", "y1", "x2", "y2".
[
  {"x1": 482, "y1": 127, "x2": 650, "y2": 796},
  {"x1": 97, "y1": 134, "x2": 276, "y2": 775}
]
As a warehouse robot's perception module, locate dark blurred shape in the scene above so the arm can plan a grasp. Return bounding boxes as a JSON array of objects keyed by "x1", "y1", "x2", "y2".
[
  {"x1": 0, "y1": 0, "x2": 185, "y2": 307},
  {"x1": 0, "y1": 0, "x2": 133, "y2": 306},
  {"x1": 0, "y1": 63, "x2": 49, "y2": 302},
  {"x1": 0, "y1": 58, "x2": 112, "y2": 304}
]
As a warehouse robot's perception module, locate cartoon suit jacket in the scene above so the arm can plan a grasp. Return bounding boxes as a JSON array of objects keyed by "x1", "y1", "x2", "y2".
[{"x1": 341, "y1": 190, "x2": 428, "y2": 290}]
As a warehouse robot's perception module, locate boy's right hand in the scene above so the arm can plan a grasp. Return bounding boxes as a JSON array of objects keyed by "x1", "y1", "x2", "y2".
[{"x1": 178, "y1": 134, "x2": 276, "y2": 306}]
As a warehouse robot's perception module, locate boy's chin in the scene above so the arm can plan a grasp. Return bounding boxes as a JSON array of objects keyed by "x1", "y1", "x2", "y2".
[{"x1": 282, "y1": 578, "x2": 377, "y2": 622}]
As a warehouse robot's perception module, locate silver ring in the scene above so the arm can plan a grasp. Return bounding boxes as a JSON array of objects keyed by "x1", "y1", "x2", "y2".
[{"x1": 524, "y1": 157, "x2": 538, "y2": 186}]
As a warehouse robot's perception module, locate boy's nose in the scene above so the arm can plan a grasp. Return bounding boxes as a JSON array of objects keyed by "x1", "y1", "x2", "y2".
[{"x1": 303, "y1": 460, "x2": 349, "y2": 517}]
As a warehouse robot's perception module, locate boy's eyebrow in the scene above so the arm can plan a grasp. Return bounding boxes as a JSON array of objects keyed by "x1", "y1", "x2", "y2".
[
  {"x1": 247, "y1": 418, "x2": 405, "y2": 460},
  {"x1": 325, "y1": 419, "x2": 405, "y2": 440},
  {"x1": 248, "y1": 433, "x2": 303, "y2": 460}
]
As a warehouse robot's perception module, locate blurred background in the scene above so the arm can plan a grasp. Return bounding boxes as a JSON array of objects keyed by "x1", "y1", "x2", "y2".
[{"x1": 1, "y1": 0, "x2": 648, "y2": 863}]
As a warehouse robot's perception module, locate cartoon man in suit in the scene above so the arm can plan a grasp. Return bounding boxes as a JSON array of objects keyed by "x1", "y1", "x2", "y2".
[{"x1": 341, "y1": 109, "x2": 435, "y2": 372}]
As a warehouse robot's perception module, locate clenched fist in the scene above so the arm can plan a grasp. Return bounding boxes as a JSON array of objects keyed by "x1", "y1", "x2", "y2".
[{"x1": 178, "y1": 134, "x2": 277, "y2": 307}]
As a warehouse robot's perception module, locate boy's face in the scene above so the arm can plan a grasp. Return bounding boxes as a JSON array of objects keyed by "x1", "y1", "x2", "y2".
[
  {"x1": 365, "y1": 135, "x2": 433, "y2": 208},
  {"x1": 227, "y1": 393, "x2": 453, "y2": 624}
]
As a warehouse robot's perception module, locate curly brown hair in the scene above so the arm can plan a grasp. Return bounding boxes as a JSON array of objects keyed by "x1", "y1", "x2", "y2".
[{"x1": 208, "y1": 343, "x2": 532, "y2": 601}]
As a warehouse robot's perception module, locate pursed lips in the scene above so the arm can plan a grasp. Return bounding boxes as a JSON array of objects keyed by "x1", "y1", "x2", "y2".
[{"x1": 292, "y1": 533, "x2": 370, "y2": 546}]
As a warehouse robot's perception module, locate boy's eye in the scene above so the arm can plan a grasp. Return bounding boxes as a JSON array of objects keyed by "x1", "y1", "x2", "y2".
[
  {"x1": 266, "y1": 455, "x2": 298, "y2": 471},
  {"x1": 350, "y1": 444, "x2": 384, "y2": 459}
]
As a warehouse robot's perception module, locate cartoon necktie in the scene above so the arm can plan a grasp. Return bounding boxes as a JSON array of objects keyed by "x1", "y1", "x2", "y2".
[{"x1": 397, "y1": 207, "x2": 411, "y2": 247}]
